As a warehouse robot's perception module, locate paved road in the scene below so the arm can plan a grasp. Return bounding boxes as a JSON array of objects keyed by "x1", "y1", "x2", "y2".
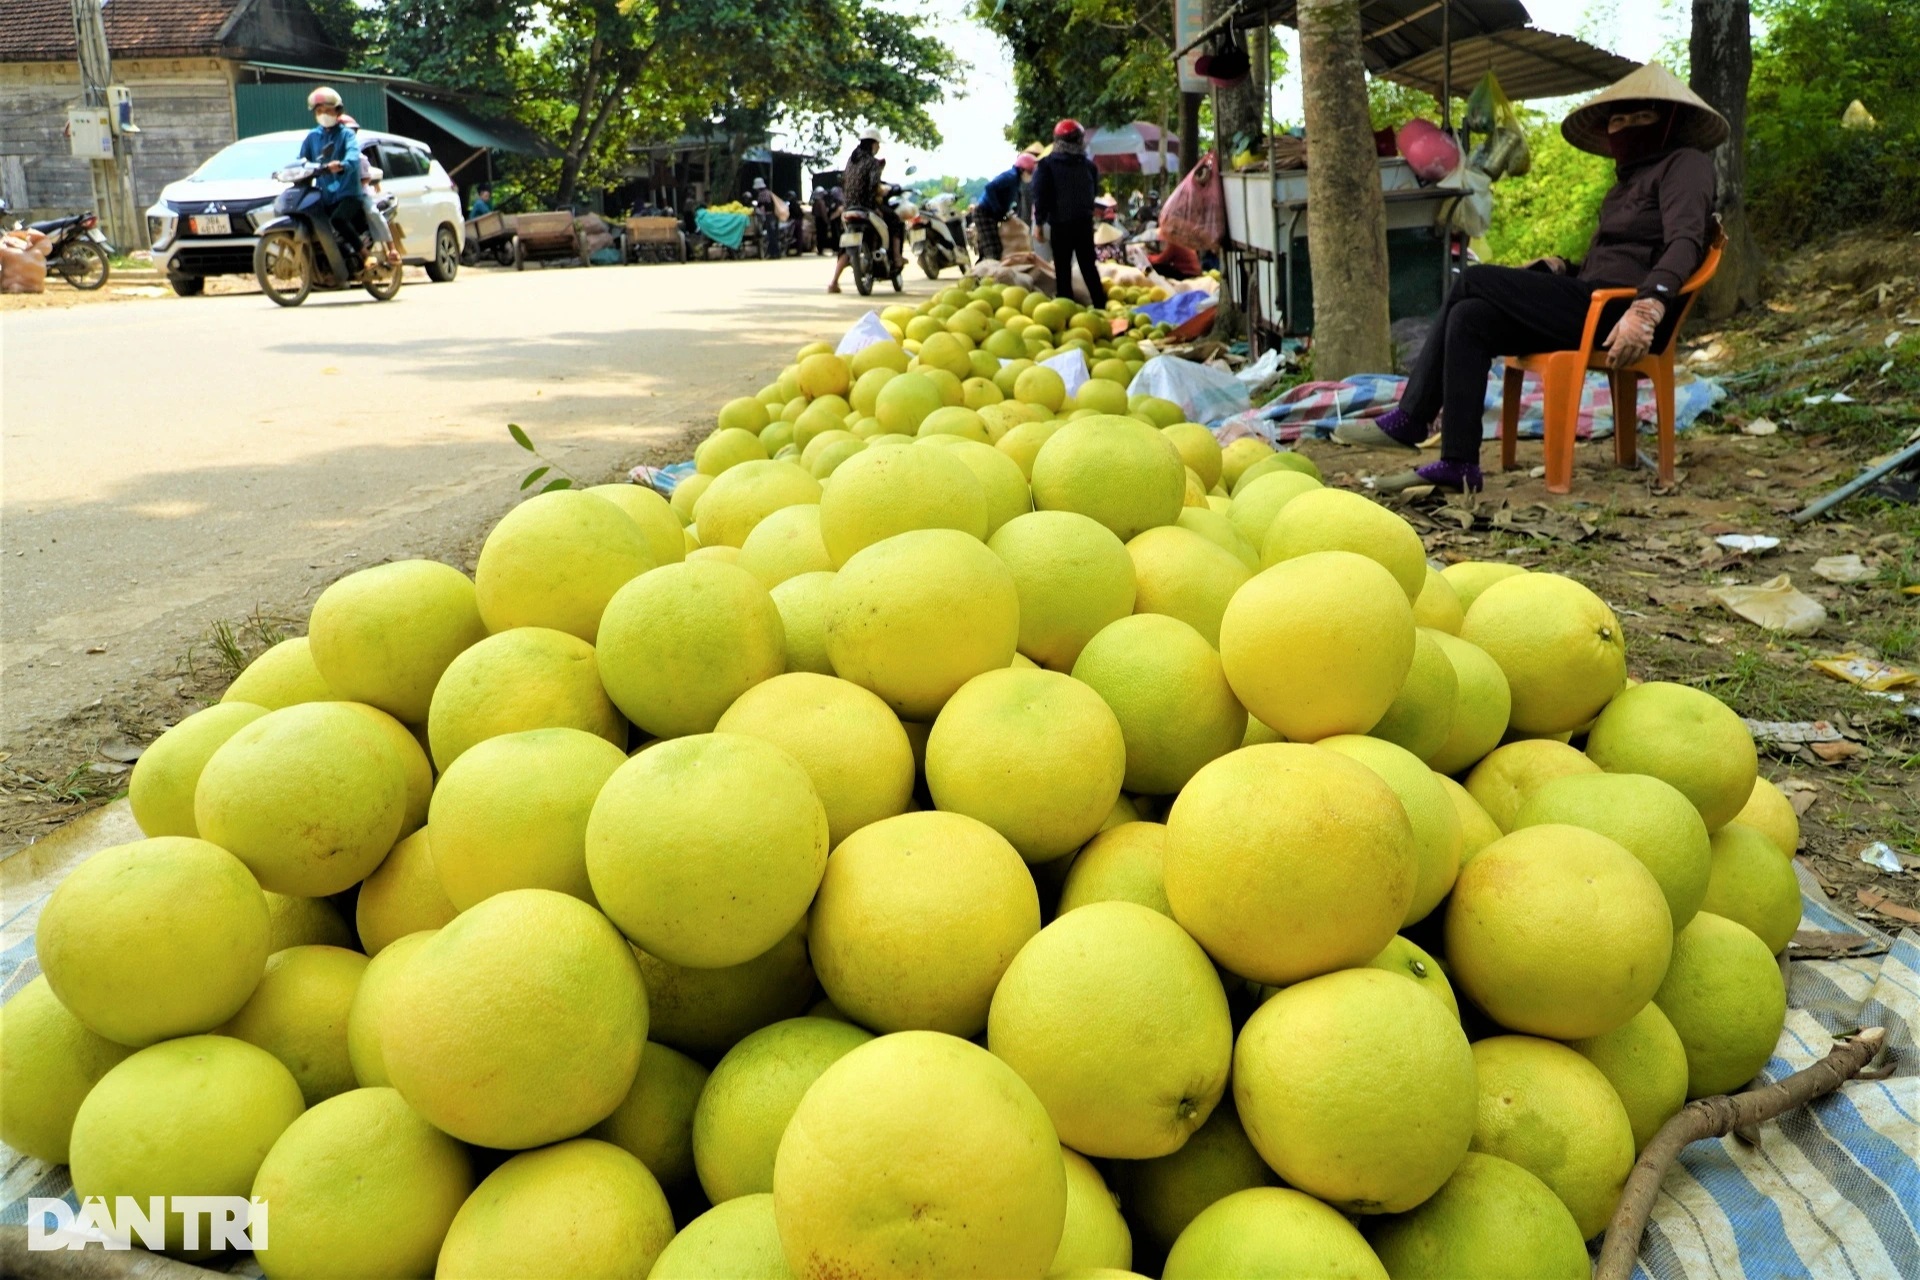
[{"x1": 1, "y1": 255, "x2": 916, "y2": 742}]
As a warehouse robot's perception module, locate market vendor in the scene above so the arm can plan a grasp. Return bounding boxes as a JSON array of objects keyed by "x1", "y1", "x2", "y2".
[
  {"x1": 1134, "y1": 224, "x2": 1202, "y2": 280},
  {"x1": 972, "y1": 153, "x2": 1036, "y2": 262},
  {"x1": 1375, "y1": 64, "x2": 1724, "y2": 494}
]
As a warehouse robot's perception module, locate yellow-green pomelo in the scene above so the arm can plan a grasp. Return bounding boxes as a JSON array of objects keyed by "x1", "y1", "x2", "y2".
[
  {"x1": 196, "y1": 702, "x2": 406, "y2": 896},
  {"x1": 1031, "y1": 415, "x2": 1186, "y2": 541},
  {"x1": 1219, "y1": 436, "x2": 1275, "y2": 489},
  {"x1": 876, "y1": 371, "x2": 948, "y2": 434},
  {"x1": 588, "y1": 733, "x2": 826, "y2": 967},
  {"x1": 1115, "y1": 1100, "x2": 1276, "y2": 1251},
  {"x1": 1464, "y1": 738, "x2": 1601, "y2": 831},
  {"x1": 37, "y1": 837, "x2": 268, "y2": 1047},
  {"x1": 1364, "y1": 1152, "x2": 1589, "y2": 1280},
  {"x1": 1260, "y1": 487, "x2": 1426, "y2": 601},
  {"x1": 1052, "y1": 1149, "x2": 1133, "y2": 1273},
  {"x1": 695, "y1": 460, "x2": 824, "y2": 549},
  {"x1": 693, "y1": 1017, "x2": 875, "y2": 1203},
  {"x1": 355, "y1": 828, "x2": 454, "y2": 955},
  {"x1": 1700, "y1": 822, "x2": 1801, "y2": 955},
  {"x1": 130, "y1": 701, "x2": 270, "y2": 838},
  {"x1": 428, "y1": 727, "x2": 625, "y2": 909},
  {"x1": 597, "y1": 561, "x2": 785, "y2": 739},
  {"x1": 791, "y1": 403, "x2": 849, "y2": 453},
  {"x1": 1446, "y1": 824, "x2": 1671, "y2": 1038},
  {"x1": 1468, "y1": 1036, "x2": 1634, "y2": 1238},
  {"x1": 811, "y1": 811, "x2": 1039, "y2": 1035},
  {"x1": 798, "y1": 351, "x2": 851, "y2": 398},
  {"x1": 1162, "y1": 423, "x2": 1223, "y2": 489},
  {"x1": 635, "y1": 922, "x2": 814, "y2": 1058},
  {"x1": 672, "y1": 471, "x2": 713, "y2": 522},
  {"x1": 1366, "y1": 628, "x2": 1458, "y2": 763},
  {"x1": 426, "y1": 625, "x2": 624, "y2": 771},
  {"x1": 1126, "y1": 525, "x2": 1252, "y2": 648},
  {"x1": 220, "y1": 944, "x2": 368, "y2": 1106},
  {"x1": 818, "y1": 443, "x2": 988, "y2": 567},
  {"x1": 853, "y1": 339, "x2": 909, "y2": 376},
  {"x1": 345, "y1": 931, "x2": 433, "y2": 1087},
  {"x1": 1224, "y1": 470, "x2": 1320, "y2": 549},
  {"x1": 1514, "y1": 771, "x2": 1711, "y2": 930},
  {"x1": 998, "y1": 419, "x2": 1064, "y2": 478},
  {"x1": 252, "y1": 1085, "x2": 472, "y2": 1280},
  {"x1": 918, "y1": 333, "x2": 973, "y2": 380},
  {"x1": 1057, "y1": 822, "x2": 1171, "y2": 917},
  {"x1": 437, "y1": 1139, "x2": 674, "y2": 1280},
  {"x1": 917, "y1": 404, "x2": 989, "y2": 441},
  {"x1": 1174, "y1": 505, "x2": 1259, "y2": 570},
  {"x1": 309, "y1": 563, "x2": 478, "y2": 727},
  {"x1": 0, "y1": 976, "x2": 133, "y2": 1162},
  {"x1": 1441, "y1": 560, "x2": 1525, "y2": 611},
  {"x1": 1460, "y1": 573, "x2": 1626, "y2": 735},
  {"x1": 940, "y1": 438, "x2": 1033, "y2": 536},
  {"x1": 651, "y1": 1194, "x2": 793, "y2": 1279},
  {"x1": 1073, "y1": 378, "x2": 1131, "y2": 416},
  {"x1": 1655, "y1": 912, "x2": 1786, "y2": 1098},
  {"x1": 809, "y1": 436, "x2": 867, "y2": 480},
  {"x1": 589, "y1": 1040, "x2": 708, "y2": 1188},
  {"x1": 1235, "y1": 449, "x2": 1323, "y2": 489},
  {"x1": 824, "y1": 529, "x2": 1020, "y2": 719},
  {"x1": 770, "y1": 570, "x2": 835, "y2": 675},
  {"x1": 989, "y1": 510, "x2": 1135, "y2": 671},
  {"x1": 1424, "y1": 631, "x2": 1512, "y2": 775},
  {"x1": 1167, "y1": 744, "x2": 1416, "y2": 984},
  {"x1": 989, "y1": 901, "x2": 1231, "y2": 1158},
  {"x1": 1236, "y1": 967, "x2": 1474, "y2": 1214},
  {"x1": 1015, "y1": 364, "x2": 1068, "y2": 411},
  {"x1": 382, "y1": 889, "x2": 646, "y2": 1149},
  {"x1": 1367, "y1": 934, "x2": 1459, "y2": 1019},
  {"x1": 69, "y1": 1036, "x2": 305, "y2": 1254},
  {"x1": 1567, "y1": 1001, "x2": 1689, "y2": 1153},
  {"x1": 773, "y1": 1031, "x2": 1068, "y2": 1279},
  {"x1": 342, "y1": 703, "x2": 431, "y2": 837},
  {"x1": 1585, "y1": 681, "x2": 1758, "y2": 831},
  {"x1": 475, "y1": 490, "x2": 652, "y2": 642},
  {"x1": 224, "y1": 636, "x2": 338, "y2": 708},
  {"x1": 1734, "y1": 776, "x2": 1801, "y2": 856},
  {"x1": 688, "y1": 544, "x2": 743, "y2": 565},
  {"x1": 978, "y1": 400, "x2": 1032, "y2": 441},
  {"x1": 738, "y1": 502, "x2": 832, "y2": 587},
  {"x1": 1439, "y1": 775, "x2": 1504, "y2": 864},
  {"x1": 1322, "y1": 734, "x2": 1463, "y2": 926},
  {"x1": 1412, "y1": 565, "x2": 1466, "y2": 634},
  {"x1": 714, "y1": 672, "x2": 913, "y2": 846},
  {"x1": 1219, "y1": 551, "x2": 1416, "y2": 741},
  {"x1": 270, "y1": 890, "x2": 369, "y2": 957},
  {"x1": 720, "y1": 395, "x2": 772, "y2": 433},
  {"x1": 1162, "y1": 1187, "x2": 1389, "y2": 1280},
  {"x1": 851, "y1": 366, "x2": 897, "y2": 417},
  {"x1": 1072, "y1": 615, "x2": 1245, "y2": 796}
]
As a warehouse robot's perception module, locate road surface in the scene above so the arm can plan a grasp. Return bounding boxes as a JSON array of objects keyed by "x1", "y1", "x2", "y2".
[{"x1": 1, "y1": 255, "x2": 917, "y2": 744}]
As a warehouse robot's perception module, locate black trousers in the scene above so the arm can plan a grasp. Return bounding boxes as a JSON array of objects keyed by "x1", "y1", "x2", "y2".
[
  {"x1": 1402, "y1": 265, "x2": 1635, "y2": 463},
  {"x1": 1048, "y1": 219, "x2": 1107, "y2": 308}
]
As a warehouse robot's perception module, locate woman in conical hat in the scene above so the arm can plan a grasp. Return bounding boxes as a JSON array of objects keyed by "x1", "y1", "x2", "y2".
[{"x1": 1376, "y1": 63, "x2": 1728, "y2": 493}]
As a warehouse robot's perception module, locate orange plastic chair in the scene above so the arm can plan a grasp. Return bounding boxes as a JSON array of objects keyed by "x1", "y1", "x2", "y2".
[{"x1": 1500, "y1": 225, "x2": 1725, "y2": 494}]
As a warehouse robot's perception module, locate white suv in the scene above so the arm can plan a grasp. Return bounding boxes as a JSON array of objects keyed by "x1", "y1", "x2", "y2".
[{"x1": 147, "y1": 129, "x2": 466, "y2": 295}]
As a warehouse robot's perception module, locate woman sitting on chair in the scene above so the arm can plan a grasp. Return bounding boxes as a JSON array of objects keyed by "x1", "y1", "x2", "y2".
[{"x1": 1376, "y1": 64, "x2": 1726, "y2": 493}]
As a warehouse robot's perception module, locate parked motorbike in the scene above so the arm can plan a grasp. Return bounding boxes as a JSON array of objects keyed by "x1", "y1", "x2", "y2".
[
  {"x1": 905, "y1": 192, "x2": 969, "y2": 280},
  {"x1": 839, "y1": 204, "x2": 903, "y2": 297},
  {"x1": 252, "y1": 161, "x2": 402, "y2": 307},
  {"x1": 0, "y1": 198, "x2": 112, "y2": 290}
]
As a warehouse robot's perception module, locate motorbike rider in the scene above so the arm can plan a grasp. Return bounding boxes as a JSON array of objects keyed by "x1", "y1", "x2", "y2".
[
  {"x1": 827, "y1": 131, "x2": 904, "y2": 293},
  {"x1": 299, "y1": 89, "x2": 396, "y2": 266},
  {"x1": 749, "y1": 176, "x2": 782, "y2": 256},
  {"x1": 972, "y1": 153, "x2": 1035, "y2": 263}
]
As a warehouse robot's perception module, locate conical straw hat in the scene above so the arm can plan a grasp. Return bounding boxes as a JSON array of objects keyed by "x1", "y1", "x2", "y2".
[{"x1": 1561, "y1": 62, "x2": 1730, "y2": 156}]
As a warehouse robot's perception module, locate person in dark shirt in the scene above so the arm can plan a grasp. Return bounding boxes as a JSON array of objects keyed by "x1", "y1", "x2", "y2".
[
  {"x1": 1034, "y1": 119, "x2": 1106, "y2": 308},
  {"x1": 973, "y1": 153, "x2": 1035, "y2": 262},
  {"x1": 830, "y1": 132, "x2": 903, "y2": 292},
  {"x1": 469, "y1": 182, "x2": 494, "y2": 218},
  {"x1": 1376, "y1": 65, "x2": 1722, "y2": 493}
]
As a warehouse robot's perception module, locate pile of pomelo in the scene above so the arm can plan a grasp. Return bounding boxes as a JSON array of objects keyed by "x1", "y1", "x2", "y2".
[{"x1": 0, "y1": 286, "x2": 1807, "y2": 1280}]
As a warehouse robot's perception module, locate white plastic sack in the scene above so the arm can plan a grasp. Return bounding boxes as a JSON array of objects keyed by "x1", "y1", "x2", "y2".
[
  {"x1": 1041, "y1": 348, "x2": 1091, "y2": 398},
  {"x1": 835, "y1": 311, "x2": 893, "y2": 357},
  {"x1": 1128, "y1": 355, "x2": 1251, "y2": 426},
  {"x1": 1441, "y1": 164, "x2": 1494, "y2": 238}
]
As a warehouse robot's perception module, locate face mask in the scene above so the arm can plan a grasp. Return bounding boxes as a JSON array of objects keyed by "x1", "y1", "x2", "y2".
[
  {"x1": 1605, "y1": 118, "x2": 1667, "y2": 162},
  {"x1": 316, "y1": 113, "x2": 339, "y2": 128}
]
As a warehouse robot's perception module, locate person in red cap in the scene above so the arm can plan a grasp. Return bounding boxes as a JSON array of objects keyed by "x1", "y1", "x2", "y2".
[{"x1": 1033, "y1": 119, "x2": 1106, "y2": 307}]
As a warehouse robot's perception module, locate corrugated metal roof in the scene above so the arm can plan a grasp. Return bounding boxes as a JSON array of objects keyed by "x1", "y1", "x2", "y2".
[{"x1": 1380, "y1": 27, "x2": 1640, "y2": 101}]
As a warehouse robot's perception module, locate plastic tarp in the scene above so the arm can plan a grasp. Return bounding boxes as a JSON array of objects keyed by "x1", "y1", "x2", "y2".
[
  {"x1": 694, "y1": 209, "x2": 748, "y2": 250},
  {"x1": 1128, "y1": 355, "x2": 1250, "y2": 426},
  {"x1": 836, "y1": 311, "x2": 893, "y2": 357},
  {"x1": 1135, "y1": 290, "x2": 1217, "y2": 330}
]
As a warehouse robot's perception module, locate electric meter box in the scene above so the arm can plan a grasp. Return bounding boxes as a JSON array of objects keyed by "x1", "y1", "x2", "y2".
[
  {"x1": 108, "y1": 85, "x2": 138, "y2": 133},
  {"x1": 68, "y1": 106, "x2": 113, "y2": 159}
]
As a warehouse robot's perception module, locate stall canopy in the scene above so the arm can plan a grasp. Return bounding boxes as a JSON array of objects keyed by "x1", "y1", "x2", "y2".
[
  {"x1": 1087, "y1": 123, "x2": 1181, "y2": 175},
  {"x1": 390, "y1": 95, "x2": 555, "y2": 157}
]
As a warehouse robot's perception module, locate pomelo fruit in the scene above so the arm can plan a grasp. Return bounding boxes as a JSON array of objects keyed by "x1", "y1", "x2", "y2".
[
  {"x1": 692, "y1": 1017, "x2": 874, "y2": 1203},
  {"x1": 671, "y1": 471, "x2": 713, "y2": 523},
  {"x1": 310, "y1": 561, "x2": 485, "y2": 723},
  {"x1": 1585, "y1": 680, "x2": 1758, "y2": 831},
  {"x1": 1224, "y1": 470, "x2": 1320, "y2": 549},
  {"x1": 1074, "y1": 378, "x2": 1131, "y2": 416},
  {"x1": 1367, "y1": 934, "x2": 1459, "y2": 1019},
  {"x1": 697, "y1": 426, "x2": 771, "y2": 475},
  {"x1": 1412, "y1": 565, "x2": 1466, "y2": 634},
  {"x1": 1126, "y1": 525, "x2": 1252, "y2": 648},
  {"x1": 1655, "y1": 912, "x2": 1786, "y2": 1098},
  {"x1": 1114, "y1": 1100, "x2": 1276, "y2": 1250},
  {"x1": 37, "y1": 837, "x2": 269, "y2": 1047},
  {"x1": 1733, "y1": 775, "x2": 1800, "y2": 856},
  {"x1": 1174, "y1": 505, "x2": 1259, "y2": 570},
  {"x1": 1015, "y1": 364, "x2": 1068, "y2": 410},
  {"x1": 939, "y1": 438, "x2": 1032, "y2": 536},
  {"x1": 1513, "y1": 771, "x2": 1711, "y2": 930},
  {"x1": 1566, "y1": 1000, "x2": 1690, "y2": 1153},
  {"x1": 1162, "y1": 1187, "x2": 1388, "y2": 1280},
  {"x1": 1366, "y1": 628, "x2": 1458, "y2": 763},
  {"x1": 129, "y1": 701, "x2": 270, "y2": 839},
  {"x1": 587, "y1": 733, "x2": 828, "y2": 968},
  {"x1": 719, "y1": 395, "x2": 771, "y2": 433},
  {"x1": 1321, "y1": 734, "x2": 1463, "y2": 926},
  {"x1": 769, "y1": 570, "x2": 835, "y2": 675},
  {"x1": 219, "y1": 944, "x2": 367, "y2": 1105},
  {"x1": 1364, "y1": 1152, "x2": 1588, "y2": 1280},
  {"x1": 798, "y1": 351, "x2": 851, "y2": 398},
  {"x1": 738, "y1": 502, "x2": 833, "y2": 586},
  {"x1": 693, "y1": 459, "x2": 823, "y2": 548},
  {"x1": 875, "y1": 371, "x2": 947, "y2": 433},
  {"x1": 1460, "y1": 573, "x2": 1626, "y2": 735},
  {"x1": 1219, "y1": 437, "x2": 1275, "y2": 490},
  {"x1": 649, "y1": 1194, "x2": 789, "y2": 1279},
  {"x1": 1057, "y1": 822, "x2": 1171, "y2": 917},
  {"x1": 223, "y1": 636, "x2": 337, "y2": 708},
  {"x1": 1468, "y1": 1035, "x2": 1635, "y2": 1238},
  {"x1": 597, "y1": 560, "x2": 785, "y2": 738},
  {"x1": 0, "y1": 976, "x2": 133, "y2": 1163},
  {"x1": 1464, "y1": 738, "x2": 1600, "y2": 831},
  {"x1": 917, "y1": 404, "x2": 989, "y2": 441},
  {"x1": 1218, "y1": 551, "x2": 1416, "y2": 741},
  {"x1": 1440, "y1": 560, "x2": 1525, "y2": 610},
  {"x1": 851, "y1": 366, "x2": 897, "y2": 417},
  {"x1": 425, "y1": 625, "x2": 625, "y2": 771},
  {"x1": 852, "y1": 339, "x2": 909, "y2": 376},
  {"x1": 342, "y1": 703, "x2": 432, "y2": 837},
  {"x1": 1260, "y1": 487, "x2": 1427, "y2": 601},
  {"x1": 345, "y1": 930, "x2": 433, "y2": 1088},
  {"x1": 1072, "y1": 615, "x2": 1245, "y2": 795},
  {"x1": 589, "y1": 1039, "x2": 709, "y2": 1188},
  {"x1": 810, "y1": 811, "x2": 1039, "y2": 1036},
  {"x1": 635, "y1": 922, "x2": 815, "y2": 1058},
  {"x1": 1052, "y1": 1148, "x2": 1133, "y2": 1273},
  {"x1": 1163, "y1": 423, "x2": 1223, "y2": 488},
  {"x1": 989, "y1": 510, "x2": 1136, "y2": 671},
  {"x1": 436, "y1": 1139, "x2": 674, "y2": 1280},
  {"x1": 475, "y1": 490, "x2": 653, "y2": 642},
  {"x1": 1424, "y1": 631, "x2": 1511, "y2": 776},
  {"x1": 1439, "y1": 774, "x2": 1503, "y2": 863},
  {"x1": 998, "y1": 419, "x2": 1064, "y2": 478},
  {"x1": 586, "y1": 483, "x2": 686, "y2": 566},
  {"x1": 1235, "y1": 449, "x2": 1323, "y2": 489},
  {"x1": 1031, "y1": 415, "x2": 1186, "y2": 541}
]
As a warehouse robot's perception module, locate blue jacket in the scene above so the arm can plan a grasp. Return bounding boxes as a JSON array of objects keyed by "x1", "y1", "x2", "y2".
[
  {"x1": 978, "y1": 167, "x2": 1023, "y2": 221},
  {"x1": 298, "y1": 123, "x2": 361, "y2": 205}
]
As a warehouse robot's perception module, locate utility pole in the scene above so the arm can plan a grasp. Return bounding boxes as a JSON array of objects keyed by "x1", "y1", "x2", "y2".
[{"x1": 71, "y1": 0, "x2": 141, "y2": 250}]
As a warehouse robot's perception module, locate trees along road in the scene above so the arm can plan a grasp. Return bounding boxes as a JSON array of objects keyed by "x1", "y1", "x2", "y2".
[{"x1": 0, "y1": 256, "x2": 888, "y2": 746}]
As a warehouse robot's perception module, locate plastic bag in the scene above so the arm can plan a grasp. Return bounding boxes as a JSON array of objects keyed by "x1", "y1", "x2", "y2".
[
  {"x1": 1159, "y1": 151, "x2": 1226, "y2": 252},
  {"x1": 1709, "y1": 575, "x2": 1828, "y2": 636},
  {"x1": 1127, "y1": 355, "x2": 1250, "y2": 426},
  {"x1": 1040, "y1": 348, "x2": 1090, "y2": 398},
  {"x1": 1442, "y1": 164, "x2": 1494, "y2": 237},
  {"x1": 1465, "y1": 71, "x2": 1530, "y2": 180},
  {"x1": 835, "y1": 310, "x2": 894, "y2": 357}
]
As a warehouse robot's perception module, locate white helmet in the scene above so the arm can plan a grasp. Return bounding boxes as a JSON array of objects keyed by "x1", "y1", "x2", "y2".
[
  {"x1": 858, "y1": 129, "x2": 881, "y2": 144},
  {"x1": 307, "y1": 86, "x2": 343, "y2": 110}
]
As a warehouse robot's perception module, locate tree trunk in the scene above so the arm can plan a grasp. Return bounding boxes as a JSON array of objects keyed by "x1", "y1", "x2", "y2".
[
  {"x1": 1691, "y1": 0, "x2": 1762, "y2": 317},
  {"x1": 1179, "y1": 91, "x2": 1202, "y2": 177},
  {"x1": 556, "y1": 35, "x2": 606, "y2": 208},
  {"x1": 1298, "y1": 0, "x2": 1392, "y2": 377}
]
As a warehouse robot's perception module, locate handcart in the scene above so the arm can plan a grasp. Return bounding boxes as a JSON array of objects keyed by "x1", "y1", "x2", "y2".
[
  {"x1": 625, "y1": 216, "x2": 688, "y2": 264},
  {"x1": 509, "y1": 211, "x2": 590, "y2": 269},
  {"x1": 462, "y1": 210, "x2": 515, "y2": 267}
]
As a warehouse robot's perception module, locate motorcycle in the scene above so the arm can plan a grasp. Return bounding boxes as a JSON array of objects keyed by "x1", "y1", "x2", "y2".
[
  {"x1": 906, "y1": 192, "x2": 969, "y2": 280},
  {"x1": 839, "y1": 204, "x2": 903, "y2": 297},
  {"x1": 0, "y1": 199, "x2": 112, "y2": 290},
  {"x1": 251, "y1": 160, "x2": 402, "y2": 307}
]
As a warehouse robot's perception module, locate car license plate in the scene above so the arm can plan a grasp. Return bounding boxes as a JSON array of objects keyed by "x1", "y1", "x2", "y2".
[{"x1": 190, "y1": 214, "x2": 231, "y2": 235}]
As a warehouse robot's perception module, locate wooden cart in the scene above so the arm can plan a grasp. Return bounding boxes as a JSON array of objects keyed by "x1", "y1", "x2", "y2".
[
  {"x1": 625, "y1": 216, "x2": 687, "y2": 264},
  {"x1": 509, "y1": 211, "x2": 590, "y2": 269},
  {"x1": 461, "y1": 210, "x2": 516, "y2": 267}
]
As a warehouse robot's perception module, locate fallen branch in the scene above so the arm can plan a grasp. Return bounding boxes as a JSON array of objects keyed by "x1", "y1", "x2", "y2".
[
  {"x1": 0, "y1": 1228, "x2": 223, "y2": 1280},
  {"x1": 1595, "y1": 1026, "x2": 1887, "y2": 1280}
]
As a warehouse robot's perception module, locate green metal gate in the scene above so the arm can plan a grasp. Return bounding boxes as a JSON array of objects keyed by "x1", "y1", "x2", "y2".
[{"x1": 235, "y1": 83, "x2": 389, "y2": 138}]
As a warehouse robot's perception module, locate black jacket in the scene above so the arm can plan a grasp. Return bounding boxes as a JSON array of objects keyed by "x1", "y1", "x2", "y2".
[
  {"x1": 1575, "y1": 147, "x2": 1716, "y2": 303},
  {"x1": 1033, "y1": 148, "x2": 1099, "y2": 226}
]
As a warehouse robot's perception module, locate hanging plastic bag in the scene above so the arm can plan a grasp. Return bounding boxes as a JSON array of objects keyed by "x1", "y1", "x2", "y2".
[
  {"x1": 1442, "y1": 164, "x2": 1494, "y2": 237},
  {"x1": 1159, "y1": 151, "x2": 1226, "y2": 252},
  {"x1": 1465, "y1": 71, "x2": 1531, "y2": 180},
  {"x1": 1127, "y1": 355, "x2": 1250, "y2": 426}
]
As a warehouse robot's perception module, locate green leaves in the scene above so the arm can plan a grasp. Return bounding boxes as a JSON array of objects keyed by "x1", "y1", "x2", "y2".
[{"x1": 507, "y1": 424, "x2": 579, "y2": 496}]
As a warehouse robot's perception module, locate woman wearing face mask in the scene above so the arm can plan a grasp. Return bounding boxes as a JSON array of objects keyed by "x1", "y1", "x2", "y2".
[{"x1": 1375, "y1": 64, "x2": 1725, "y2": 493}]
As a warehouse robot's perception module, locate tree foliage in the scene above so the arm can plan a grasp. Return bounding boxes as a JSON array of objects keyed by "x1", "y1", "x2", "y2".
[
  {"x1": 973, "y1": 0, "x2": 1179, "y2": 146},
  {"x1": 1480, "y1": 108, "x2": 1614, "y2": 266}
]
